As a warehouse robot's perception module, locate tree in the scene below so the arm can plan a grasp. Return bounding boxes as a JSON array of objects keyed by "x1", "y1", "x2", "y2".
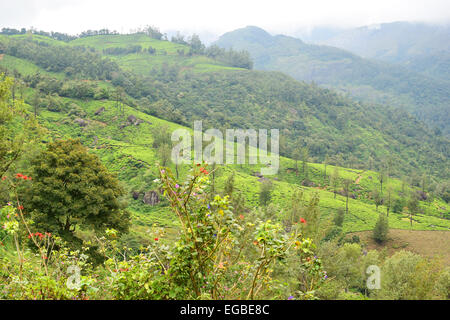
[
  {"x1": 323, "y1": 155, "x2": 330, "y2": 183},
  {"x1": 0, "y1": 74, "x2": 36, "y2": 178},
  {"x1": 301, "y1": 147, "x2": 309, "y2": 181},
  {"x1": 25, "y1": 139, "x2": 130, "y2": 245},
  {"x1": 372, "y1": 188, "x2": 383, "y2": 212},
  {"x1": 373, "y1": 213, "x2": 389, "y2": 243},
  {"x1": 343, "y1": 179, "x2": 352, "y2": 215},
  {"x1": 188, "y1": 34, "x2": 205, "y2": 54},
  {"x1": 385, "y1": 185, "x2": 393, "y2": 216},
  {"x1": 143, "y1": 25, "x2": 163, "y2": 40},
  {"x1": 333, "y1": 208, "x2": 345, "y2": 227},
  {"x1": 374, "y1": 251, "x2": 445, "y2": 300},
  {"x1": 158, "y1": 143, "x2": 171, "y2": 167},
  {"x1": 114, "y1": 86, "x2": 125, "y2": 115},
  {"x1": 292, "y1": 147, "x2": 300, "y2": 175},
  {"x1": 421, "y1": 174, "x2": 428, "y2": 193},
  {"x1": 379, "y1": 169, "x2": 387, "y2": 196},
  {"x1": 330, "y1": 167, "x2": 340, "y2": 199},
  {"x1": 224, "y1": 171, "x2": 235, "y2": 197},
  {"x1": 32, "y1": 91, "x2": 41, "y2": 118},
  {"x1": 407, "y1": 193, "x2": 420, "y2": 226},
  {"x1": 259, "y1": 180, "x2": 273, "y2": 207}
]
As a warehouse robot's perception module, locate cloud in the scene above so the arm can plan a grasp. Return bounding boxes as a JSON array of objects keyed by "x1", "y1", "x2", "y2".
[{"x1": 1, "y1": 0, "x2": 449, "y2": 37}]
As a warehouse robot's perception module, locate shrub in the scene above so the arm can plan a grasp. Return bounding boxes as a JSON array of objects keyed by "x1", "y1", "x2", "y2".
[{"x1": 373, "y1": 213, "x2": 389, "y2": 243}]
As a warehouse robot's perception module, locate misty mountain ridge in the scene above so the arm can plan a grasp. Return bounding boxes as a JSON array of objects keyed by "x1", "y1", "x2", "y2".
[
  {"x1": 301, "y1": 21, "x2": 450, "y2": 81},
  {"x1": 214, "y1": 25, "x2": 450, "y2": 135}
]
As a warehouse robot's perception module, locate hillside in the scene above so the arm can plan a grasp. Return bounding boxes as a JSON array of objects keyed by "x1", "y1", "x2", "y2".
[
  {"x1": 0, "y1": 30, "x2": 449, "y2": 301},
  {"x1": 310, "y1": 21, "x2": 450, "y2": 81},
  {"x1": 214, "y1": 26, "x2": 450, "y2": 135},
  {"x1": 0, "y1": 32, "x2": 448, "y2": 237},
  {"x1": 0, "y1": 33, "x2": 448, "y2": 179},
  {"x1": 3, "y1": 71, "x2": 449, "y2": 239}
]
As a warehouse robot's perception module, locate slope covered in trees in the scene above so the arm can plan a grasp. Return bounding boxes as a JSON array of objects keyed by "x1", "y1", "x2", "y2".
[
  {"x1": 0, "y1": 33, "x2": 448, "y2": 181},
  {"x1": 311, "y1": 21, "x2": 450, "y2": 81},
  {"x1": 214, "y1": 26, "x2": 450, "y2": 135}
]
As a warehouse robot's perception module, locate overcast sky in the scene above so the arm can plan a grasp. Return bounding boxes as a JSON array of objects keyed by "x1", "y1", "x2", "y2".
[{"x1": 1, "y1": 0, "x2": 449, "y2": 41}]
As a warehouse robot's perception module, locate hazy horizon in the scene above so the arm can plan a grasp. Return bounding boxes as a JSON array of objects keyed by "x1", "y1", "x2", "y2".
[{"x1": 1, "y1": 0, "x2": 449, "y2": 43}]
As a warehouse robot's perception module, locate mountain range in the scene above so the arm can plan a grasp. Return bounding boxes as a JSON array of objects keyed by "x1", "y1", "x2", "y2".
[{"x1": 214, "y1": 25, "x2": 450, "y2": 135}]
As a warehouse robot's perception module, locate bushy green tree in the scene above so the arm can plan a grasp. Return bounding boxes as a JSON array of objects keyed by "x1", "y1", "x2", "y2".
[
  {"x1": 373, "y1": 213, "x2": 389, "y2": 243},
  {"x1": 259, "y1": 179, "x2": 273, "y2": 206},
  {"x1": 372, "y1": 188, "x2": 383, "y2": 212},
  {"x1": 333, "y1": 208, "x2": 345, "y2": 227},
  {"x1": 24, "y1": 139, "x2": 130, "y2": 245},
  {"x1": 223, "y1": 171, "x2": 235, "y2": 197},
  {"x1": 375, "y1": 251, "x2": 445, "y2": 300}
]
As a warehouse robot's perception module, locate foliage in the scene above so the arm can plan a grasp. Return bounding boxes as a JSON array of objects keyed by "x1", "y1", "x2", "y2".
[
  {"x1": 374, "y1": 251, "x2": 446, "y2": 300},
  {"x1": 373, "y1": 213, "x2": 389, "y2": 243},
  {"x1": 23, "y1": 139, "x2": 131, "y2": 246}
]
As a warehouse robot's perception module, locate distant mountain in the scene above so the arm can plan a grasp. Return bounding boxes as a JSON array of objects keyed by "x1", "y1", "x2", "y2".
[
  {"x1": 310, "y1": 21, "x2": 450, "y2": 81},
  {"x1": 214, "y1": 26, "x2": 450, "y2": 134}
]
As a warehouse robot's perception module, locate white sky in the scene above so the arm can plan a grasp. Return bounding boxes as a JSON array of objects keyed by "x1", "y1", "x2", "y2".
[{"x1": 1, "y1": 0, "x2": 449, "y2": 39}]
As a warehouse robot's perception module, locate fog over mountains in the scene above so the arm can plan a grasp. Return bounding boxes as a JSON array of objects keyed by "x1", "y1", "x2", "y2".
[{"x1": 214, "y1": 22, "x2": 450, "y2": 134}]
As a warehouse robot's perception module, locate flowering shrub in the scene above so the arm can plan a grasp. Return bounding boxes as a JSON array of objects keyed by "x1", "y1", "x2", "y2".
[
  {"x1": 101, "y1": 164, "x2": 325, "y2": 299},
  {"x1": 0, "y1": 164, "x2": 326, "y2": 300}
]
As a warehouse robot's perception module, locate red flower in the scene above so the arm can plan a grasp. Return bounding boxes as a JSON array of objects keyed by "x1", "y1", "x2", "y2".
[
  {"x1": 34, "y1": 232, "x2": 44, "y2": 240},
  {"x1": 239, "y1": 214, "x2": 244, "y2": 220},
  {"x1": 17, "y1": 205, "x2": 24, "y2": 211},
  {"x1": 1, "y1": 176, "x2": 6, "y2": 181},
  {"x1": 154, "y1": 238, "x2": 159, "y2": 241},
  {"x1": 16, "y1": 173, "x2": 23, "y2": 179},
  {"x1": 300, "y1": 218, "x2": 307, "y2": 224}
]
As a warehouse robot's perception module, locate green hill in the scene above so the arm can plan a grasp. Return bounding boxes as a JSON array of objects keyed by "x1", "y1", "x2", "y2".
[
  {"x1": 0, "y1": 30, "x2": 449, "y2": 301},
  {"x1": 0, "y1": 31, "x2": 448, "y2": 241},
  {"x1": 10, "y1": 79, "x2": 450, "y2": 237},
  {"x1": 214, "y1": 26, "x2": 450, "y2": 135},
  {"x1": 0, "y1": 33, "x2": 448, "y2": 179}
]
